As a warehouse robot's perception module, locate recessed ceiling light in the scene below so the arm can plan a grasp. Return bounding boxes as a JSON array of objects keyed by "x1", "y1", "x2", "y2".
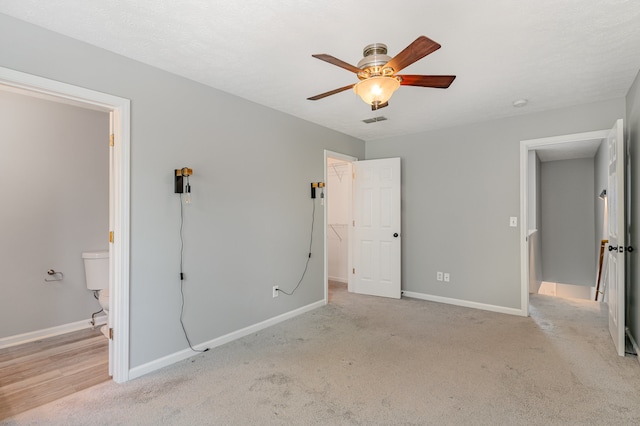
[{"x1": 512, "y1": 99, "x2": 528, "y2": 108}]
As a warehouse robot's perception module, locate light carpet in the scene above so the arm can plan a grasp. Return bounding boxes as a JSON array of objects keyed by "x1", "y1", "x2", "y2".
[{"x1": 3, "y1": 283, "x2": 640, "y2": 425}]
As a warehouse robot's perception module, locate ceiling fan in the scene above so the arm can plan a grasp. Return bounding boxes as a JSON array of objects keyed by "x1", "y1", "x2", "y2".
[{"x1": 308, "y1": 35, "x2": 456, "y2": 110}]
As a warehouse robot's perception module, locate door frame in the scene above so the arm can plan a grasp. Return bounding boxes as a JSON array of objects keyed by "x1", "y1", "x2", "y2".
[
  {"x1": 0, "y1": 66, "x2": 131, "y2": 383},
  {"x1": 520, "y1": 129, "x2": 609, "y2": 316},
  {"x1": 324, "y1": 150, "x2": 358, "y2": 303}
]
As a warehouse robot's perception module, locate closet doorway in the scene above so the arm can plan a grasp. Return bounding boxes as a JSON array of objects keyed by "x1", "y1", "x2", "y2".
[{"x1": 324, "y1": 151, "x2": 356, "y2": 302}]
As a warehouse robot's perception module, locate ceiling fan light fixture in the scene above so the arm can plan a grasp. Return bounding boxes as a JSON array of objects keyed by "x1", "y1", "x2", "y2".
[
  {"x1": 353, "y1": 76, "x2": 400, "y2": 107},
  {"x1": 308, "y1": 36, "x2": 455, "y2": 107}
]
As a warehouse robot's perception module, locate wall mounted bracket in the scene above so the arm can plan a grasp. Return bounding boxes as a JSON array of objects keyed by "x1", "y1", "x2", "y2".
[
  {"x1": 310, "y1": 181, "x2": 325, "y2": 198},
  {"x1": 175, "y1": 167, "x2": 193, "y2": 193}
]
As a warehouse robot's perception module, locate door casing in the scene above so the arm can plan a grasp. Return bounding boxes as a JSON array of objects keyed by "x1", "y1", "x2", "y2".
[
  {"x1": 0, "y1": 66, "x2": 132, "y2": 382},
  {"x1": 520, "y1": 129, "x2": 610, "y2": 317}
]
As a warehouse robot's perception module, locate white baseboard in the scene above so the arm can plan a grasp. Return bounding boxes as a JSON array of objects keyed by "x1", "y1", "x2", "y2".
[
  {"x1": 129, "y1": 299, "x2": 325, "y2": 380},
  {"x1": 328, "y1": 276, "x2": 347, "y2": 283},
  {"x1": 0, "y1": 315, "x2": 108, "y2": 349},
  {"x1": 402, "y1": 291, "x2": 526, "y2": 317}
]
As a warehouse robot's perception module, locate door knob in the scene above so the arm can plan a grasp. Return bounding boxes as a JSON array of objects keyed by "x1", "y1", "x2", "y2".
[{"x1": 393, "y1": 233, "x2": 399, "y2": 238}]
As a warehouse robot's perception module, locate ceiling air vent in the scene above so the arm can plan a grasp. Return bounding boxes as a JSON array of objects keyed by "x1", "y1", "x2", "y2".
[{"x1": 362, "y1": 116, "x2": 387, "y2": 124}]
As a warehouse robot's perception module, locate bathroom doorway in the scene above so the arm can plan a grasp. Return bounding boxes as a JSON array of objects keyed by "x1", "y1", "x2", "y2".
[{"x1": 0, "y1": 66, "x2": 130, "y2": 383}]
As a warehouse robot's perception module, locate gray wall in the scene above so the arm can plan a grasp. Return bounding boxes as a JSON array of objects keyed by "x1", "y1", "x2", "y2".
[
  {"x1": 366, "y1": 99, "x2": 624, "y2": 309},
  {"x1": 528, "y1": 153, "x2": 543, "y2": 294},
  {"x1": 536, "y1": 154, "x2": 542, "y2": 239},
  {"x1": 540, "y1": 158, "x2": 595, "y2": 287},
  {"x1": 0, "y1": 14, "x2": 365, "y2": 368},
  {"x1": 0, "y1": 90, "x2": 109, "y2": 338},
  {"x1": 526, "y1": 151, "x2": 540, "y2": 231},
  {"x1": 528, "y1": 230, "x2": 543, "y2": 294},
  {"x1": 626, "y1": 70, "x2": 640, "y2": 347}
]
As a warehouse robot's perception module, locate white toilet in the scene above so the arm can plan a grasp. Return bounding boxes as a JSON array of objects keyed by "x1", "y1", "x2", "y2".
[{"x1": 82, "y1": 250, "x2": 109, "y2": 338}]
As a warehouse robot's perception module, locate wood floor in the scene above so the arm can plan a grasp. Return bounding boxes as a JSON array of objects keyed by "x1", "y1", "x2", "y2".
[{"x1": 0, "y1": 327, "x2": 110, "y2": 420}]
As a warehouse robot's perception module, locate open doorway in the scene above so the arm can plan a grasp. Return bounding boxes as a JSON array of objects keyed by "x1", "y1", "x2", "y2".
[
  {"x1": 324, "y1": 150, "x2": 403, "y2": 302},
  {"x1": 0, "y1": 66, "x2": 130, "y2": 382},
  {"x1": 537, "y1": 142, "x2": 608, "y2": 301},
  {"x1": 521, "y1": 130, "x2": 609, "y2": 313},
  {"x1": 520, "y1": 123, "x2": 629, "y2": 357},
  {"x1": 324, "y1": 151, "x2": 356, "y2": 302}
]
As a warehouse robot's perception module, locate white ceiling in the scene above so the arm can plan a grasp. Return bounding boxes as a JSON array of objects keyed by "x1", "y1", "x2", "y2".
[{"x1": 2, "y1": 1, "x2": 640, "y2": 142}]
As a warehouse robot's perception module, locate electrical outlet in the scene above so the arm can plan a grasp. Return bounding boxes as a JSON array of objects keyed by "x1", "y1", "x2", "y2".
[
  {"x1": 444, "y1": 273, "x2": 450, "y2": 282},
  {"x1": 272, "y1": 285, "x2": 279, "y2": 298},
  {"x1": 437, "y1": 271, "x2": 443, "y2": 281}
]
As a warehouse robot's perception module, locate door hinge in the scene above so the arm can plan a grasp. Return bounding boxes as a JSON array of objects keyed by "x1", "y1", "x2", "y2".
[
  {"x1": 353, "y1": 268, "x2": 355, "y2": 274},
  {"x1": 109, "y1": 231, "x2": 114, "y2": 243},
  {"x1": 352, "y1": 220, "x2": 355, "y2": 227},
  {"x1": 109, "y1": 133, "x2": 115, "y2": 147},
  {"x1": 608, "y1": 245, "x2": 633, "y2": 253},
  {"x1": 109, "y1": 328, "x2": 114, "y2": 340}
]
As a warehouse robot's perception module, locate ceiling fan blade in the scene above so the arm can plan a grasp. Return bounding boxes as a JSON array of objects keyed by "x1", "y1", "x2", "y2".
[
  {"x1": 307, "y1": 84, "x2": 355, "y2": 101},
  {"x1": 399, "y1": 75, "x2": 456, "y2": 88},
  {"x1": 312, "y1": 54, "x2": 362, "y2": 74},
  {"x1": 384, "y1": 36, "x2": 441, "y2": 74}
]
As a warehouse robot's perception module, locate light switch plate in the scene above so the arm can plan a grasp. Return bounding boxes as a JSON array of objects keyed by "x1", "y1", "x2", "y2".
[{"x1": 510, "y1": 217, "x2": 518, "y2": 227}]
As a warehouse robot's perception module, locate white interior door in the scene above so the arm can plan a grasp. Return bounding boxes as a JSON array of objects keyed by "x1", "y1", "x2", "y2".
[
  {"x1": 352, "y1": 158, "x2": 401, "y2": 299},
  {"x1": 607, "y1": 118, "x2": 625, "y2": 356}
]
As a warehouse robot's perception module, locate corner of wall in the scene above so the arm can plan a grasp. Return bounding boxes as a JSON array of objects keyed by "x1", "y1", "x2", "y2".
[{"x1": 625, "y1": 68, "x2": 640, "y2": 348}]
